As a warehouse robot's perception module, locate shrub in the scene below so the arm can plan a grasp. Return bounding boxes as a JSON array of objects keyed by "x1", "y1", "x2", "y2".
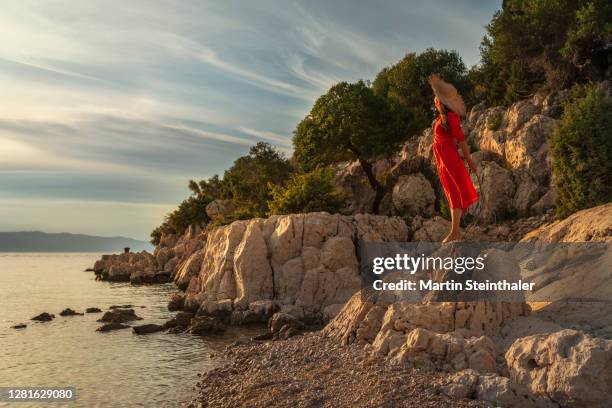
[
  {"x1": 551, "y1": 84, "x2": 612, "y2": 218},
  {"x1": 268, "y1": 167, "x2": 346, "y2": 215},
  {"x1": 222, "y1": 142, "x2": 293, "y2": 218},
  {"x1": 487, "y1": 113, "x2": 503, "y2": 131}
]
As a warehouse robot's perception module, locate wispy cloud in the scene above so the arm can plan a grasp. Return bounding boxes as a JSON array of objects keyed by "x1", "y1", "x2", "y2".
[{"x1": 0, "y1": 0, "x2": 501, "y2": 236}]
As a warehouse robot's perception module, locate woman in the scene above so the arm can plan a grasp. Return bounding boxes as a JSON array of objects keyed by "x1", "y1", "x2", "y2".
[{"x1": 429, "y1": 74, "x2": 479, "y2": 242}]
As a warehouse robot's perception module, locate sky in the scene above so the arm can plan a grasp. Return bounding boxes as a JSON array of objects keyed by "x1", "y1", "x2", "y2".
[{"x1": 0, "y1": 0, "x2": 501, "y2": 239}]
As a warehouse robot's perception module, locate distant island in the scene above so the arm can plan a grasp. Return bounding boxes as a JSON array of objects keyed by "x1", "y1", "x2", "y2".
[{"x1": 0, "y1": 231, "x2": 153, "y2": 253}]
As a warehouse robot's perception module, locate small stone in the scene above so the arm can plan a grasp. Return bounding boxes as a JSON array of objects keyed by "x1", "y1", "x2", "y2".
[
  {"x1": 31, "y1": 312, "x2": 55, "y2": 322},
  {"x1": 11, "y1": 323, "x2": 27, "y2": 329},
  {"x1": 59, "y1": 308, "x2": 84, "y2": 316},
  {"x1": 86, "y1": 307, "x2": 102, "y2": 313}
]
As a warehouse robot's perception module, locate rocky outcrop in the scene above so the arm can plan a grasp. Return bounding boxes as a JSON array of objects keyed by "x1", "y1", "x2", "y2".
[
  {"x1": 441, "y1": 369, "x2": 557, "y2": 408},
  {"x1": 505, "y1": 329, "x2": 612, "y2": 408},
  {"x1": 392, "y1": 174, "x2": 435, "y2": 216},
  {"x1": 521, "y1": 203, "x2": 612, "y2": 243},
  {"x1": 324, "y1": 292, "x2": 529, "y2": 355},
  {"x1": 92, "y1": 224, "x2": 205, "y2": 285},
  {"x1": 183, "y1": 212, "x2": 408, "y2": 324},
  {"x1": 93, "y1": 251, "x2": 160, "y2": 283},
  {"x1": 391, "y1": 328, "x2": 498, "y2": 374}
]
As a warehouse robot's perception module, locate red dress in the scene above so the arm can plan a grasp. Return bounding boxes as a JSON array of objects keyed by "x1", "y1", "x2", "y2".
[{"x1": 433, "y1": 111, "x2": 479, "y2": 210}]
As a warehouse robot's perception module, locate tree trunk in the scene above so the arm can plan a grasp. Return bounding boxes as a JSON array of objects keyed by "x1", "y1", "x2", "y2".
[
  {"x1": 346, "y1": 141, "x2": 385, "y2": 214},
  {"x1": 358, "y1": 158, "x2": 385, "y2": 214}
]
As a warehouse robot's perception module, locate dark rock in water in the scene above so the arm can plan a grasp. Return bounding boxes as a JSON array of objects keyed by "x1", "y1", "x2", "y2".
[
  {"x1": 109, "y1": 304, "x2": 134, "y2": 310},
  {"x1": 96, "y1": 322, "x2": 130, "y2": 332},
  {"x1": 98, "y1": 309, "x2": 142, "y2": 324},
  {"x1": 60, "y1": 308, "x2": 84, "y2": 316},
  {"x1": 133, "y1": 324, "x2": 164, "y2": 335},
  {"x1": 86, "y1": 307, "x2": 102, "y2": 313},
  {"x1": 11, "y1": 323, "x2": 27, "y2": 329},
  {"x1": 168, "y1": 293, "x2": 185, "y2": 311},
  {"x1": 189, "y1": 316, "x2": 225, "y2": 336},
  {"x1": 163, "y1": 312, "x2": 194, "y2": 330},
  {"x1": 31, "y1": 312, "x2": 55, "y2": 322}
]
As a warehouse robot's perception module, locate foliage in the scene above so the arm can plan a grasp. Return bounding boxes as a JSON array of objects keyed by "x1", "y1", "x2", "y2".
[
  {"x1": 473, "y1": 0, "x2": 612, "y2": 106},
  {"x1": 268, "y1": 167, "x2": 346, "y2": 215},
  {"x1": 149, "y1": 193, "x2": 211, "y2": 245},
  {"x1": 550, "y1": 84, "x2": 612, "y2": 218},
  {"x1": 221, "y1": 142, "x2": 293, "y2": 218},
  {"x1": 372, "y1": 48, "x2": 470, "y2": 135},
  {"x1": 487, "y1": 113, "x2": 503, "y2": 131},
  {"x1": 293, "y1": 81, "x2": 401, "y2": 213}
]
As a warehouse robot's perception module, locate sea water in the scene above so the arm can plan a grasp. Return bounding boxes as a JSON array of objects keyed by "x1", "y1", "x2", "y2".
[{"x1": 0, "y1": 253, "x2": 261, "y2": 407}]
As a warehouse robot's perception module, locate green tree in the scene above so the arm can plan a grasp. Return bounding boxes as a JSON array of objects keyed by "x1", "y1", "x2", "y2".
[
  {"x1": 293, "y1": 81, "x2": 401, "y2": 214},
  {"x1": 222, "y1": 142, "x2": 292, "y2": 218},
  {"x1": 268, "y1": 167, "x2": 346, "y2": 215},
  {"x1": 475, "y1": 0, "x2": 612, "y2": 106},
  {"x1": 373, "y1": 48, "x2": 469, "y2": 134},
  {"x1": 550, "y1": 84, "x2": 612, "y2": 218}
]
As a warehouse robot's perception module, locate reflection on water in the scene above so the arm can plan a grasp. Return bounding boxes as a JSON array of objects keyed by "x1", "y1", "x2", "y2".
[{"x1": 0, "y1": 253, "x2": 263, "y2": 407}]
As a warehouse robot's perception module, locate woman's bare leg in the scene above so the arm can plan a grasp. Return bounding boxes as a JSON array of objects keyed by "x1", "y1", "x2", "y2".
[{"x1": 443, "y1": 208, "x2": 464, "y2": 242}]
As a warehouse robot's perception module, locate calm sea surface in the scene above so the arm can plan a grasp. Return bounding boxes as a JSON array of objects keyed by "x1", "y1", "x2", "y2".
[{"x1": 0, "y1": 253, "x2": 263, "y2": 408}]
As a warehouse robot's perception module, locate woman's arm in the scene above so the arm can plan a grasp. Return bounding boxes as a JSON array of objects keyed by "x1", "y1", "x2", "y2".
[
  {"x1": 459, "y1": 140, "x2": 477, "y2": 173},
  {"x1": 449, "y1": 112, "x2": 478, "y2": 174}
]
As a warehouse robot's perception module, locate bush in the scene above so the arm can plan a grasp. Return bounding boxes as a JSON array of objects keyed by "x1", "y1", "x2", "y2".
[
  {"x1": 268, "y1": 168, "x2": 346, "y2": 215},
  {"x1": 222, "y1": 142, "x2": 293, "y2": 218},
  {"x1": 487, "y1": 113, "x2": 503, "y2": 131},
  {"x1": 551, "y1": 84, "x2": 612, "y2": 218}
]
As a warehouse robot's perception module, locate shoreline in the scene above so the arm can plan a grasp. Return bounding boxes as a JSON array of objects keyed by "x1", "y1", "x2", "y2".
[{"x1": 189, "y1": 333, "x2": 488, "y2": 408}]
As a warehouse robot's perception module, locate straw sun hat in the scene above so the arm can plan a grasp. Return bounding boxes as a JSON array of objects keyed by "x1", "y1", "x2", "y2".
[{"x1": 428, "y1": 74, "x2": 466, "y2": 117}]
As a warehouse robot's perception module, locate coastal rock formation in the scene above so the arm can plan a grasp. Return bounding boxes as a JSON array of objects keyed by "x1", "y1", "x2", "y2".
[
  {"x1": 93, "y1": 251, "x2": 160, "y2": 283},
  {"x1": 391, "y1": 328, "x2": 498, "y2": 374},
  {"x1": 505, "y1": 329, "x2": 612, "y2": 408},
  {"x1": 180, "y1": 212, "x2": 408, "y2": 324},
  {"x1": 92, "y1": 224, "x2": 205, "y2": 285},
  {"x1": 441, "y1": 369, "x2": 557, "y2": 408},
  {"x1": 521, "y1": 203, "x2": 612, "y2": 243},
  {"x1": 324, "y1": 293, "x2": 529, "y2": 347}
]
